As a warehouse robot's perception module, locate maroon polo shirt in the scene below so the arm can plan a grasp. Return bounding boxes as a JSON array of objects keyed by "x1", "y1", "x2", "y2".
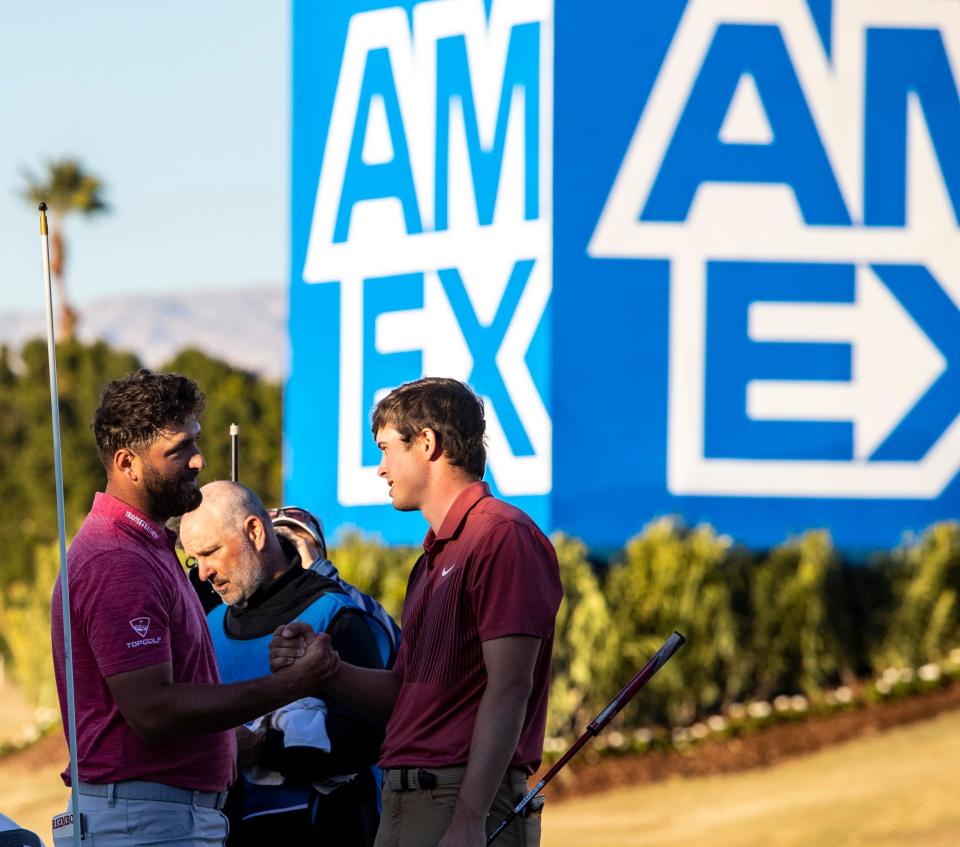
[
  {"x1": 379, "y1": 481, "x2": 562, "y2": 774},
  {"x1": 51, "y1": 493, "x2": 236, "y2": 791}
]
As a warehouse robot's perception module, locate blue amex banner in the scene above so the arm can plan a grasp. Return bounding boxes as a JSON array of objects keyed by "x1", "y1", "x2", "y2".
[
  {"x1": 557, "y1": 0, "x2": 960, "y2": 551},
  {"x1": 287, "y1": 1, "x2": 552, "y2": 543}
]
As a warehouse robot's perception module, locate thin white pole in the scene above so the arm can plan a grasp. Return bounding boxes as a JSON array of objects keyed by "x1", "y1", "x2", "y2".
[
  {"x1": 230, "y1": 422, "x2": 239, "y2": 482},
  {"x1": 40, "y1": 202, "x2": 83, "y2": 847}
]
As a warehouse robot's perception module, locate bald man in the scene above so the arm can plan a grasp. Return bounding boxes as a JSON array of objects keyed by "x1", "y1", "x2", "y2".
[{"x1": 180, "y1": 482, "x2": 392, "y2": 847}]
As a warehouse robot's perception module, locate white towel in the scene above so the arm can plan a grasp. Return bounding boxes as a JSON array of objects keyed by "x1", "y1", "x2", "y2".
[
  {"x1": 243, "y1": 697, "x2": 356, "y2": 792},
  {"x1": 244, "y1": 697, "x2": 330, "y2": 785}
]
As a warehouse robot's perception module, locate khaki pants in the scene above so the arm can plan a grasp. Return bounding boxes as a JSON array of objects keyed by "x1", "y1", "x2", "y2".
[{"x1": 374, "y1": 768, "x2": 541, "y2": 847}]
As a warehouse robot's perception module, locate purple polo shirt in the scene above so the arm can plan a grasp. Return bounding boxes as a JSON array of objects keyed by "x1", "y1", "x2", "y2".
[
  {"x1": 379, "y1": 482, "x2": 562, "y2": 774},
  {"x1": 51, "y1": 493, "x2": 236, "y2": 791}
]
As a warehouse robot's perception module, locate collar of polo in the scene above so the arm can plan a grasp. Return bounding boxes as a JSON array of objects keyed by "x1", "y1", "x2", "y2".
[{"x1": 423, "y1": 480, "x2": 490, "y2": 553}]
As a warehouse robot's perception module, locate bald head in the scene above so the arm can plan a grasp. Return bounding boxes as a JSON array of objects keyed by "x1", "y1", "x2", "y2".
[
  {"x1": 192, "y1": 480, "x2": 272, "y2": 528},
  {"x1": 180, "y1": 481, "x2": 286, "y2": 606}
]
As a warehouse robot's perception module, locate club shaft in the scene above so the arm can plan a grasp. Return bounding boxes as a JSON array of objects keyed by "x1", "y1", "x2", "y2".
[
  {"x1": 487, "y1": 631, "x2": 685, "y2": 844},
  {"x1": 41, "y1": 205, "x2": 83, "y2": 847}
]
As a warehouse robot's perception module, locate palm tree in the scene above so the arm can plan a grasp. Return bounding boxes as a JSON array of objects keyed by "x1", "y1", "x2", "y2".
[{"x1": 22, "y1": 159, "x2": 109, "y2": 339}]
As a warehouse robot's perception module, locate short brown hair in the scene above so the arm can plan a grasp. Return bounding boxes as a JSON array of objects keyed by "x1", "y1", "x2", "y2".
[
  {"x1": 371, "y1": 377, "x2": 486, "y2": 478},
  {"x1": 92, "y1": 369, "x2": 205, "y2": 468}
]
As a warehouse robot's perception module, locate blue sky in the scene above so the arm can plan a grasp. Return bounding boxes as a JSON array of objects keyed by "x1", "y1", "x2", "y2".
[{"x1": 0, "y1": 2, "x2": 288, "y2": 312}]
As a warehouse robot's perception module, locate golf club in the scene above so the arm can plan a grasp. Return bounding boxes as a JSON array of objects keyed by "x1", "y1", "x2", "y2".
[{"x1": 487, "y1": 630, "x2": 686, "y2": 844}]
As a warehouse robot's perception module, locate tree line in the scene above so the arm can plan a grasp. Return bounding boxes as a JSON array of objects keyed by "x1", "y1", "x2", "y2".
[
  {"x1": 0, "y1": 337, "x2": 958, "y2": 744},
  {"x1": 0, "y1": 338, "x2": 281, "y2": 591}
]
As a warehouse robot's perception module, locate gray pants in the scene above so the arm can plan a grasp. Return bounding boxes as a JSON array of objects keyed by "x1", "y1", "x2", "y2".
[{"x1": 52, "y1": 795, "x2": 228, "y2": 847}]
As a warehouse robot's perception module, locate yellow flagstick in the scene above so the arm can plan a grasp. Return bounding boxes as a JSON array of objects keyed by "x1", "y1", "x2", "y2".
[{"x1": 40, "y1": 202, "x2": 83, "y2": 846}]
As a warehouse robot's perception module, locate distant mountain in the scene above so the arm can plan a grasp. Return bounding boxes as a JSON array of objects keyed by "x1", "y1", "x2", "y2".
[{"x1": 0, "y1": 284, "x2": 288, "y2": 381}]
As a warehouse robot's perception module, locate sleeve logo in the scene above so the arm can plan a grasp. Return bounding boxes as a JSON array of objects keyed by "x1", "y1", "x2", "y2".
[{"x1": 129, "y1": 617, "x2": 151, "y2": 638}]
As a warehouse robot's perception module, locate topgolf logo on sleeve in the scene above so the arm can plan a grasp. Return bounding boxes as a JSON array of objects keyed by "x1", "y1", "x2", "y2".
[
  {"x1": 126, "y1": 617, "x2": 161, "y2": 648},
  {"x1": 129, "y1": 617, "x2": 151, "y2": 638}
]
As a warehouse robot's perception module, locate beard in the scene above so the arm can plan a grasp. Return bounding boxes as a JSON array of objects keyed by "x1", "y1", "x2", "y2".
[
  {"x1": 142, "y1": 462, "x2": 202, "y2": 522},
  {"x1": 222, "y1": 542, "x2": 269, "y2": 607}
]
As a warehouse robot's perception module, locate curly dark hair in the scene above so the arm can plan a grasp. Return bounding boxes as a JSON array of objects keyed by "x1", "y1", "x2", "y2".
[
  {"x1": 92, "y1": 369, "x2": 206, "y2": 469},
  {"x1": 371, "y1": 377, "x2": 486, "y2": 478}
]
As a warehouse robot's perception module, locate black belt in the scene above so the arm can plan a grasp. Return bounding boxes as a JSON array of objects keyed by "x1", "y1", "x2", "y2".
[
  {"x1": 382, "y1": 766, "x2": 467, "y2": 791},
  {"x1": 382, "y1": 766, "x2": 529, "y2": 792}
]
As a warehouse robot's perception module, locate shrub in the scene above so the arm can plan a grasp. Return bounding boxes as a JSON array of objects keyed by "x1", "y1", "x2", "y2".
[
  {"x1": 745, "y1": 530, "x2": 854, "y2": 699},
  {"x1": 605, "y1": 518, "x2": 740, "y2": 725},
  {"x1": 329, "y1": 531, "x2": 417, "y2": 622},
  {"x1": 546, "y1": 534, "x2": 616, "y2": 739},
  {"x1": 0, "y1": 542, "x2": 60, "y2": 708},
  {"x1": 874, "y1": 522, "x2": 960, "y2": 670}
]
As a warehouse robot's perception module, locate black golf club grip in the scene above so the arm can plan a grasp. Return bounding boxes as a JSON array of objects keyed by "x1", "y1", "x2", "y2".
[
  {"x1": 230, "y1": 423, "x2": 239, "y2": 482},
  {"x1": 588, "y1": 630, "x2": 685, "y2": 733}
]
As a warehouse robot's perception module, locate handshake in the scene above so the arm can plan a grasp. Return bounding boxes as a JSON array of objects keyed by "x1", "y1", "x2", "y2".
[{"x1": 269, "y1": 621, "x2": 342, "y2": 691}]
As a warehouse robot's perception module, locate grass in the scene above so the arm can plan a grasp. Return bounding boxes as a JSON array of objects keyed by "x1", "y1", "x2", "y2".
[
  {"x1": 541, "y1": 708, "x2": 960, "y2": 847},
  {"x1": 2, "y1": 702, "x2": 959, "y2": 845}
]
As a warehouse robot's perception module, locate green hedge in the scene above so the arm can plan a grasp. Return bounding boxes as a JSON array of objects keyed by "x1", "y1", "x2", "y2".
[
  {"x1": 3, "y1": 518, "x2": 959, "y2": 742},
  {"x1": 326, "y1": 520, "x2": 960, "y2": 739}
]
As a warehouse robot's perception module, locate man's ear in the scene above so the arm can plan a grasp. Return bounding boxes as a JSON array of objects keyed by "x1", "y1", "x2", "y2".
[
  {"x1": 418, "y1": 427, "x2": 442, "y2": 461},
  {"x1": 113, "y1": 448, "x2": 140, "y2": 483},
  {"x1": 245, "y1": 515, "x2": 267, "y2": 551}
]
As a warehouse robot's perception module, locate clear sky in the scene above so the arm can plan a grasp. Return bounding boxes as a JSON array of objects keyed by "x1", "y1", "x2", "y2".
[{"x1": 0, "y1": 1, "x2": 288, "y2": 313}]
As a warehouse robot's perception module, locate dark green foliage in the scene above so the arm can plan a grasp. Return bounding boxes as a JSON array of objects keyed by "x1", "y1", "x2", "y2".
[
  {"x1": 0, "y1": 542, "x2": 60, "y2": 708},
  {"x1": 0, "y1": 339, "x2": 283, "y2": 707},
  {"x1": 547, "y1": 534, "x2": 617, "y2": 738},
  {"x1": 873, "y1": 522, "x2": 960, "y2": 670},
  {"x1": 2, "y1": 335, "x2": 959, "y2": 736},
  {"x1": 329, "y1": 531, "x2": 418, "y2": 621},
  {"x1": 744, "y1": 531, "x2": 854, "y2": 699},
  {"x1": 837, "y1": 558, "x2": 894, "y2": 678},
  {"x1": 161, "y1": 349, "x2": 282, "y2": 503},
  {"x1": 0, "y1": 339, "x2": 139, "y2": 585},
  {"x1": 605, "y1": 519, "x2": 741, "y2": 725},
  {"x1": 0, "y1": 339, "x2": 281, "y2": 592}
]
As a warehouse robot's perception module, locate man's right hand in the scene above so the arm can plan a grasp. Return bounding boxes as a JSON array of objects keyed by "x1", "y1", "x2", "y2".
[
  {"x1": 269, "y1": 620, "x2": 316, "y2": 669},
  {"x1": 299, "y1": 632, "x2": 341, "y2": 687},
  {"x1": 269, "y1": 621, "x2": 337, "y2": 679}
]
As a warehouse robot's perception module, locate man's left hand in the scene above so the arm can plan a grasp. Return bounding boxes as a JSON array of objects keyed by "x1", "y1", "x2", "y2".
[{"x1": 235, "y1": 725, "x2": 266, "y2": 769}]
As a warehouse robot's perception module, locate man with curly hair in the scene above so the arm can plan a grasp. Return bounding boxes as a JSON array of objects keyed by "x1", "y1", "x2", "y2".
[{"x1": 50, "y1": 370, "x2": 335, "y2": 847}]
